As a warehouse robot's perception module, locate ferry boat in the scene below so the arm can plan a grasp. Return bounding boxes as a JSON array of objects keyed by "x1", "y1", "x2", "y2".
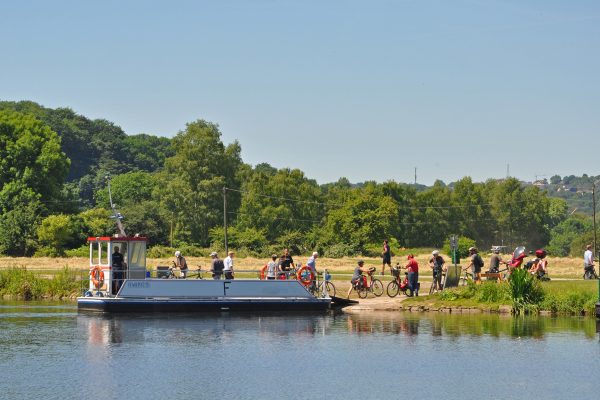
[{"x1": 77, "y1": 235, "x2": 334, "y2": 313}]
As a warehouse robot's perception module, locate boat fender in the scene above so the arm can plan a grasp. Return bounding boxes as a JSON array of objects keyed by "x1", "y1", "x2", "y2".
[
  {"x1": 260, "y1": 265, "x2": 268, "y2": 280},
  {"x1": 297, "y1": 265, "x2": 315, "y2": 287},
  {"x1": 90, "y1": 266, "x2": 105, "y2": 289}
]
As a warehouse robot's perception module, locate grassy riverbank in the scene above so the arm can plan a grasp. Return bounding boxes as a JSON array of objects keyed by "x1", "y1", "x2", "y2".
[
  {"x1": 0, "y1": 267, "x2": 83, "y2": 300},
  {"x1": 403, "y1": 280, "x2": 599, "y2": 315}
]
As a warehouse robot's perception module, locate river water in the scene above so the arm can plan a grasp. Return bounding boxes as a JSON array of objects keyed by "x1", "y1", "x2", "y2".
[{"x1": 1, "y1": 301, "x2": 599, "y2": 400}]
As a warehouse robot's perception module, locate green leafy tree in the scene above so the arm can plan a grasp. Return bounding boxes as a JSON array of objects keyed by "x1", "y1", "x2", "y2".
[
  {"x1": 0, "y1": 110, "x2": 69, "y2": 255},
  {"x1": 319, "y1": 184, "x2": 399, "y2": 254},
  {"x1": 37, "y1": 214, "x2": 79, "y2": 256},
  {"x1": 94, "y1": 171, "x2": 157, "y2": 207},
  {"x1": 124, "y1": 134, "x2": 174, "y2": 172},
  {"x1": 158, "y1": 120, "x2": 242, "y2": 246},
  {"x1": 235, "y1": 166, "x2": 323, "y2": 241},
  {"x1": 546, "y1": 215, "x2": 592, "y2": 256},
  {"x1": 119, "y1": 201, "x2": 169, "y2": 245},
  {"x1": 78, "y1": 208, "x2": 114, "y2": 237},
  {"x1": 0, "y1": 187, "x2": 43, "y2": 256},
  {"x1": 0, "y1": 109, "x2": 70, "y2": 203},
  {"x1": 452, "y1": 177, "x2": 494, "y2": 246}
]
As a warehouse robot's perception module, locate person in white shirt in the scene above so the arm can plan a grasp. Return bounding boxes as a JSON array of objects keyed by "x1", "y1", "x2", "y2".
[
  {"x1": 583, "y1": 244, "x2": 597, "y2": 279},
  {"x1": 266, "y1": 254, "x2": 279, "y2": 280},
  {"x1": 224, "y1": 251, "x2": 235, "y2": 280}
]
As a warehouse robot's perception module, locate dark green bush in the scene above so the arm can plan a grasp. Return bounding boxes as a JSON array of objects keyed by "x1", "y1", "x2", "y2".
[{"x1": 323, "y1": 243, "x2": 357, "y2": 258}]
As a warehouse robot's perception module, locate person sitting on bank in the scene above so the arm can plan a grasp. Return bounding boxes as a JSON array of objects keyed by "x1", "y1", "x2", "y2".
[
  {"x1": 529, "y1": 249, "x2": 548, "y2": 279},
  {"x1": 210, "y1": 252, "x2": 224, "y2": 280},
  {"x1": 224, "y1": 251, "x2": 235, "y2": 279},
  {"x1": 112, "y1": 246, "x2": 126, "y2": 294},
  {"x1": 174, "y1": 250, "x2": 188, "y2": 279},
  {"x1": 347, "y1": 260, "x2": 370, "y2": 298},
  {"x1": 266, "y1": 254, "x2": 280, "y2": 280}
]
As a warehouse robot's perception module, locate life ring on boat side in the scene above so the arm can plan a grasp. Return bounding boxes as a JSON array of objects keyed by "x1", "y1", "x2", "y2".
[
  {"x1": 90, "y1": 266, "x2": 105, "y2": 289},
  {"x1": 297, "y1": 266, "x2": 315, "y2": 287},
  {"x1": 260, "y1": 265, "x2": 268, "y2": 280}
]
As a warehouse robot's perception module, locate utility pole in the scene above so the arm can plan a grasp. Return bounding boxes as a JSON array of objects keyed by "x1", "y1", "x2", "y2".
[
  {"x1": 414, "y1": 167, "x2": 417, "y2": 185},
  {"x1": 594, "y1": 181, "x2": 600, "y2": 306},
  {"x1": 223, "y1": 187, "x2": 228, "y2": 254},
  {"x1": 506, "y1": 164, "x2": 510, "y2": 178},
  {"x1": 593, "y1": 182, "x2": 597, "y2": 262}
]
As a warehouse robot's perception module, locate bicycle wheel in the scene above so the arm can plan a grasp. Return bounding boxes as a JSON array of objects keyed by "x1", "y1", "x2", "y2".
[
  {"x1": 324, "y1": 281, "x2": 336, "y2": 297},
  {"x1": 371, "y1": 279, "x2": 384, "y2": 296},
  {"x1": 357, "y1": 286, "x2": 368, "y2": 299},
  {"x1": 386, "y1": 281, "x2": 399, "y2": 298}
]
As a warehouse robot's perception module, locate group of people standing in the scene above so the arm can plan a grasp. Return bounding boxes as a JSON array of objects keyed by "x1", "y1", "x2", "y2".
[
  {"x1": 208, "y1": 251, "x2": 235, "y2": 279},
  {"x1": 264, "y1": 248, "x2": 299, "y2": 279},
  {"x1": 169, "y1": 250, "x2": 235, "y2": 279}
]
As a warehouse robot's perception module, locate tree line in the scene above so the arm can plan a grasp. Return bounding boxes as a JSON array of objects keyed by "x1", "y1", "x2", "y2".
[{"x1": 0, "y1": 101, "x2": 597, "y2": 258}]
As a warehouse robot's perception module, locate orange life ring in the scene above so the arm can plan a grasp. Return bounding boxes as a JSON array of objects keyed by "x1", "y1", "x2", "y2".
[
  {"x1": 297, "y1": 265, "x2": 315, "y2": 287},
  {"x1": 260, "y1": 265, "x2": 268, "y2": 280},
  {"x1": 90, "y1": 266, "x2": 105, "y2": 289}
]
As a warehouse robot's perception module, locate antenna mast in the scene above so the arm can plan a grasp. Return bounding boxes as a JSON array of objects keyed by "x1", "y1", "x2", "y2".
[{"x1": 106, "y1": 175, "x2": 126, "y2": 236}]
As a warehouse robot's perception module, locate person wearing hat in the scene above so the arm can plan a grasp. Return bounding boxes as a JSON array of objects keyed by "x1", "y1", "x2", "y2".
[
  {"x1": 489, "y1": 247, "x2": 507, "y2": 274},
  {"x1": 429, "y1": 250, "x2": 445, "y2": 292},
  {"x1": 266, "y1": 254, "x2": 280, "y2": 280},
  {"x1": 465, "y1": 247, "x2": 484, "y2": 284},
  {"x1": 347, "y1": 260, "x2": 370, "y2": 298},
  {"x1": 224, "y1": 251, "x2": 235, "y2": 279},
  {"x1": 174, "y1": 250, "x2": 188, "y2": 279},
  {"x1": 210, "y1": 252, "x2": 224, "y2": 280}
]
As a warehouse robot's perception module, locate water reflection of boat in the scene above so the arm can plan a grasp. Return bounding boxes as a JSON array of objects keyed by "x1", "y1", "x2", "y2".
[
  {"x1": 79, "y1": 313, "x2": 335, "y2": 346},
  {"x1": 77, "y1": 236, "x2": 332, "y2": 313}
]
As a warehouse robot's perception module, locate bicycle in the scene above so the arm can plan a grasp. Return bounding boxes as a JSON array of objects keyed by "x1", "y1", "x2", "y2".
[
  {"x1": 315, "y1": 269, "x2": 336, "y2": 298},
  {"x1": 583, "y1": 265, "x2": 598, "y2": 280},
  {"x1": 353, "y1": 267, "x2": 383, "y2": 299},
  {"x1": 187, "y1": 266, "x2": 205, "y2": 279},
  {"x1": 387, "y1": 266, "x2": 410, "y2": 297},
  {"x1": 299, "y1": 267, "x2": 336, "y2": 298},
  {"x1": 428, "y1": 269, "x2": 446, "y2": 295}
]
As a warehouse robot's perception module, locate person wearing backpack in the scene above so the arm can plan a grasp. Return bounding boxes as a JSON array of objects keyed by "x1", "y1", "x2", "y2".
[
  {"x1": 466, "y1": 247, "x2": 484, "y2": 284},
  {"x1": 210, "y1": 252, "x2": 224, "y2": 280},
  {"x1": 429, "y1": 250, "x2": 445, "y2": 292}
]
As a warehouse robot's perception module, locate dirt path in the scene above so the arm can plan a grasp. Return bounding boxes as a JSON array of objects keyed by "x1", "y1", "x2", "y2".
[{"x1": 0, "y1": 254, "x2": 585, "y2": 279}]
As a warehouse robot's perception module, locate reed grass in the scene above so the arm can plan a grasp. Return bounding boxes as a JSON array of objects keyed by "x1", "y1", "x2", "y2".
[
  {"x1": 408, "y1": 279, "x2": 598, "y2": 316},
  {"x1": 0, "y1": 266, "x2": 82, "y2": 300}
]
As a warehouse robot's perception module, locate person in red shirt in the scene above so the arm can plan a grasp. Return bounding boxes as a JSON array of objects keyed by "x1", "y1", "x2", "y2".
[{"x1": 405, "y1": 254, "x2": 419, "y2": 297}]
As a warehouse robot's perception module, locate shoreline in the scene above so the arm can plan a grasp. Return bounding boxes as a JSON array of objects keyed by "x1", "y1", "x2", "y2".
[{"x1": 0, "y1": 294, "x2": 595, "y2": 317}]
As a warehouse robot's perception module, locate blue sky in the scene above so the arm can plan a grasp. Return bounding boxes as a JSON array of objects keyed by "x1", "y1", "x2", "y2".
[{"x1": 1, "y1": 0, "x2": 599, "y2": 185}]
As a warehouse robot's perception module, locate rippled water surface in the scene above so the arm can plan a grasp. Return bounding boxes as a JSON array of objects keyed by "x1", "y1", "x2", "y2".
[{"x1": 1, "y1": 301, "x2": 599, "y2": 400}]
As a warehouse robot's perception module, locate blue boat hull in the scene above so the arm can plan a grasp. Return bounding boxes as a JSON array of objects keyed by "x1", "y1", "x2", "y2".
[{"x1": 78, "y1": 297, "x2": 331, "y2": 313}]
